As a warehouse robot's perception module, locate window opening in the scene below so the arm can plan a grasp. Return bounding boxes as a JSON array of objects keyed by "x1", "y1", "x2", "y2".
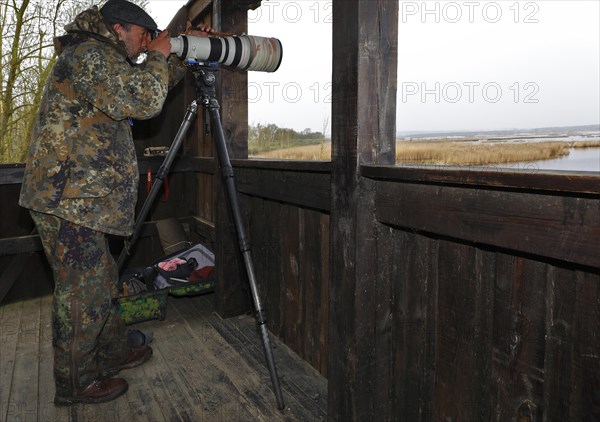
[{"x1": 396, "y1": 0, "x2": 599, "y2": 173}]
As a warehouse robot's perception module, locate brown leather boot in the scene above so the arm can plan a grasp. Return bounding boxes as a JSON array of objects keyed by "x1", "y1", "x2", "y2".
[
  {"x1": 101, "y1": 345, "x2": 153, "y2": 377},
  {"x1": 54, "y1": 377, "x2": 128, "y2": 406}
]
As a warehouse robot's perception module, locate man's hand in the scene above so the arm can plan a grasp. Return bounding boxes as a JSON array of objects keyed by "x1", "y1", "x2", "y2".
[
  {"x1": 147, "y1": 30, "x2": 171, "y2": 59},
  {"x1": 185, "y1": 22, "x2": 216, "y2": 37}
]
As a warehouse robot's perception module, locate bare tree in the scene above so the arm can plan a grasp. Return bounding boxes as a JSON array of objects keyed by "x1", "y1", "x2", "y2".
[{"x1": 0, "y1": 0, "x2": 148, "y2": 163}]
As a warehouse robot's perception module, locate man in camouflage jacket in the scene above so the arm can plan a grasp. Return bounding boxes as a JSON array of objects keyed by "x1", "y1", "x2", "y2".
[{"x1": 19, "y1": 0, "x2": 212, "y2": 405}]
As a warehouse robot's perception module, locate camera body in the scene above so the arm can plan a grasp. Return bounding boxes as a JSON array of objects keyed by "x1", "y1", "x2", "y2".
[{"x1": 171, "y1": 34, "x2": 283, "y2": 73}]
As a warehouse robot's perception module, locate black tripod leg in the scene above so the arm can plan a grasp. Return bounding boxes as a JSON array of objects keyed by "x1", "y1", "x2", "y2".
[
  {"x1": 117, "y1": 101, "x2": 199, "y2": 272},
  {"x1": 207, "y1": 99, "x2": 286, "y2": 411}
]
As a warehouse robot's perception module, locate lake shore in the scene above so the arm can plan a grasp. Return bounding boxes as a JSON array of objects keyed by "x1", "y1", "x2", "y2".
[
  {"x1": 251, "y1": 136, "x2": 600, "y2": 167},
  {"x1": 394, "y1": 138, "x2": 600, "y2": 166}
]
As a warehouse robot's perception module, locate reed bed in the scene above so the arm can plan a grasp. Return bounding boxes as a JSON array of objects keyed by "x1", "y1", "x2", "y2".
[
  {"x1": 396, "y1": 140, "x2": 600, "y2": 165},
  {"x1": 396, "y1": 141, "x2": 565, "y2": 165},
  {"x1": 250, "y1": 139, "x2": 600, "y2": 165},
  {"x1": 252, "y1": 142, "x2": 332, "y2": 160}
]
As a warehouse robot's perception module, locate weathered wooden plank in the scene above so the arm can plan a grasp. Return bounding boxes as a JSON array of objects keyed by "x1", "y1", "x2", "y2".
[
  {"x1": 317, "y1": 213, "x2": 329, "y2": 378},
  {"x1": 391, "y1": 231, "x2": 439, "y2": 420},
  {"x1": 0, "y1": 156, "x2": 215, "y2": 188},
  {"x1": 433, "y1": 241, "x2": 480, "y2": 421},
  {"x1": 173, "y1": 295, "x2": 326, "y2": 420},
  {"x1": 195, "y1": 172, "x2": 215, "y2": 227},
  {"x1": 109, "y1": 325, "x2": 166, "y2": 421},
  {"x1": 299, "y1": 208, "x2": 315, "y2": 370},
  {"x1": 574, "y1": 271, "x2": 600, "y2": 421},
  {"x1": 137, "y1": 319, "x2": 211, "y2": 421},
  {"x1": 491, "y1": 256, "x2": 547, "y2": 420},
  {"x1": 419, "y1": 236, "x2": 440, "y2": 422},
  {"x1": 180, "y1": 295, "x2": 327, "y2": 419},
  {"x1": 471, "y1": 248, "x2": 495, "y2": 421},
  {"x1": 281, "y1": 204, "x2": 301, "y2": 353},
  {"x1": 300, "y1": 208, "x2": 327, "y2": 375},
  {"x1": 35, "y1": 295, "x2": 67, "y2": 422},
  {"x1": 235, "y1": 167, "x2": 331, "y2": 212},
  {"x1": 542, "y1": 266, "x2": 577, "y2": 420},
  {"x1": 363, "y1": 164, "x2": 600, "y2": 195},
  {"x1": 372, "y1": 225, "x2": 393, "y2": 421},
  {"x1": 375, "y1": 182, "x2": 600, "y2": 269},
  {"x1": 0, "y1": 235, "x2": 41, "y2": 256},
  {"x1": 136, "y1": 156, "x2": 215, "y2": 177},
  {"x1": 249, "y1": 194, "x2": 334, "y2": 387},
  {"x1": 214, "y1": 182, "x2": 252, "y2": 318},
  {"x1": 158, "y1": 303, "x2": 272, "y2": 420},
  {"x1": 136, "y1": 293, "x2": 265, "y2": 421},
  {"x1": 352, "y1": 188, "x2": 379, "y2": 421},
  {"x1": 0, "y1": 164, "x2": 24, "y2": 185},
  {"x1": 222, "y1": 315, "x2": 328, "y2": 420},
  {"x1": 232, "y1": 159, "x2": 330, "y2": 173},
  {"x1": 0, "y1": 300, "x2": 23, "y2": 421},
  {"x1": 6, "y1": 297, "x2": 41, "y2": 421},
  {"x1": 248, "y1": 196, "x2": 266, "y2": 312},
  {"x1": 260, "y1": 198, "x2": 284, "y2": 339},
  {"x1": 187, "y1": 0, "x2": 214, "y2": 33}
]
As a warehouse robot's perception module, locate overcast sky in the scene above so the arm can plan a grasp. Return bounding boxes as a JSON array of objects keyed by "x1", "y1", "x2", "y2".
[{"x1": 148, "y1": 1, "x2": 600, "y2": 134}]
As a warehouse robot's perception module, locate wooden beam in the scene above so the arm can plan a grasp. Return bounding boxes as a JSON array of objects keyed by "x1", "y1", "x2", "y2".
[
  {"x1": 137, "y1": 156, "x2": 216, "y2": 175},
  {"x1": 234, "y1": 166, "x2": 331, "y2": 212},
  {"x1": 221, "y1": 0, "x2": 261, "y2": 13},
  {"x1": 1, "y1": 157, "x2": 215, "y2": 187},
  {"x1": 187, "y1": 0, "x2": 213, "y2": 21},
  {"x1": 328, "y1": 0, "x2": 398, "y2": 419},
  {"x1": 0, "y1": 164, "x2": 24, "y2": 185},
  {"x1": 362, "y1": 164, "x2": 600, "y2": 195},
  {"x1": 375, "y1": 181, "x2": 600, "y2": 269},
  {"x1": 213, "y1": 2, "x2": 252, "y2": 318},
  {"x1": 0, "y1": 235, "x2": 42, "y2": 256}
]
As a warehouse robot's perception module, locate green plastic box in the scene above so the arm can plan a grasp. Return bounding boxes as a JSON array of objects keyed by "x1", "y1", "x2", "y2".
[{"x1": 116, "y1": 280, "x2": 215, "y2": 325}]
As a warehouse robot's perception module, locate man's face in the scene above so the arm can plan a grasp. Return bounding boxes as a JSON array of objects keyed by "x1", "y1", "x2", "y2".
[{"x1": 114, "y1": 23, "x2": 151, "y2": 60}]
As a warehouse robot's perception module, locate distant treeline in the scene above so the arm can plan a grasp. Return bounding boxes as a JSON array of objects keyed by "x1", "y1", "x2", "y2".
[{"x1": 248, "y1": 123, "x2": 326, "y2": 154}]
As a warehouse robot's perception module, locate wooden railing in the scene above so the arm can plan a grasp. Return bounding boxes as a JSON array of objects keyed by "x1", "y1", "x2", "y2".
[{"x1": 2, "y1": 157, "x2": 599, "y2": 418}]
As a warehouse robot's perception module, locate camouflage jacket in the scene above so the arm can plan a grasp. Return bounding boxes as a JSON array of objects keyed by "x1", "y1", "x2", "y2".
[{"x1": 19, "y1": 6, "x2": 186, "y2": 236}]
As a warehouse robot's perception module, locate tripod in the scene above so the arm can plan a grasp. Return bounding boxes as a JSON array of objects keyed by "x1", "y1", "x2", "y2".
[{"x1": 117, "y1": 64, "x2": 285, "y2": 410}]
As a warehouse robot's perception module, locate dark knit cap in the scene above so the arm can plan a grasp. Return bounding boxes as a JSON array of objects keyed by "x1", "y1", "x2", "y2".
[{"x1": 101, "y1": 0, "x2": 158, "y2": 30}]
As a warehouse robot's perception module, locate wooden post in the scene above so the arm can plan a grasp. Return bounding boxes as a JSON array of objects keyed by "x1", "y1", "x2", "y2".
[
  {"x1": 213, "y1": 0, "x2": 252, "y2": 317},
  {"x1": 328, "y1": 0, "x2": 398, "y2": 419}
]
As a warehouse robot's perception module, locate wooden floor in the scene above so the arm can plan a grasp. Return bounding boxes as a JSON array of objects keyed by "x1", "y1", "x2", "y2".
[{"x1": 0, "y1": 293, "x2": 327, "y2": 421}]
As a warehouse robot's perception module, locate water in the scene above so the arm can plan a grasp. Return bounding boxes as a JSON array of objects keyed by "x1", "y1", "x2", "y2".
[
  {"x1": 481, "y1": 135, "x2": 600, "y2": 173},
  {"x1": 533, "y1": 147, "x2": 600, "y2": 173},
  {"x1": 478, "y1": 147, "x2": 600, "y2": 174},
  {"x1": 400, "y1": 132, "x2": 600, "y2": 174}
]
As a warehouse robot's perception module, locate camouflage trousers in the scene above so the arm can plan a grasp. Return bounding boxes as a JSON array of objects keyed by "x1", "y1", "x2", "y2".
[{"x1": 30, "y1": 211, "x2": 129, "y2": 396}]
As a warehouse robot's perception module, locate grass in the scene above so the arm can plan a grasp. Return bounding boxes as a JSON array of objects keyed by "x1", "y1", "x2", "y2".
[
  {"x1": 396, "y1": 139, "x2": 600, "y2": 165},
  {"x1": 250, "y1": 138, "x2": 600, "y2": 165},
  {"x1": 248, "y1": 138, "x2": 325, "y2": 156},
  {"x1": 251, "y1": 141, "x2": 331, "y2": 160}
]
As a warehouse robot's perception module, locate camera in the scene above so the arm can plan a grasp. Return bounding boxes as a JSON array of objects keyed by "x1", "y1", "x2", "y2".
[{"x1": 170, "y1": 34, "x2": 283, "y2": 73}]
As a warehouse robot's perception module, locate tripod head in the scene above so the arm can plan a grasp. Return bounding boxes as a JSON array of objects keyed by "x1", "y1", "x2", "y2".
[
  {"x1": 189, "y1": 63, "x2": 219, "y2": 107},
  {"x1": 187, "y1": 63, "x2": 220, "y2": 135}
]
